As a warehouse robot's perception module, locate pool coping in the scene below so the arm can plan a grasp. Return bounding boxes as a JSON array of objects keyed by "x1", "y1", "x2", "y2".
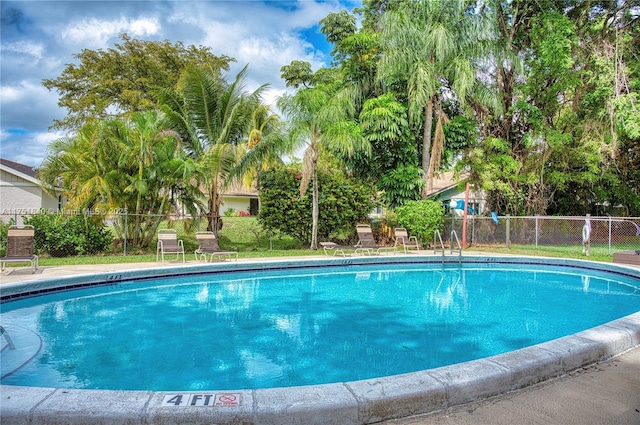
[{"x1": 1, "y1": 255, "x2": 640, "y2": 425}]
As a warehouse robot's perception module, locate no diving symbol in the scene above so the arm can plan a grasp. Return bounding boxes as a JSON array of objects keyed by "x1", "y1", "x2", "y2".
[{"x1": 215, "y1": 393, "x2": 239, "y2": 406}]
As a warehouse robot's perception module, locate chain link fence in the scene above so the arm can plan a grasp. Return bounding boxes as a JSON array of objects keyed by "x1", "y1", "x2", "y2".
[
  {"x1": 2, "y1": 211, "x2": 639, "y2": 258},
  {"x1": 0, "y1": 211, "x2": 232, "y2": 258},
  {"x1": 446, "y1": 215, "x2": 640, "y2": 254}
]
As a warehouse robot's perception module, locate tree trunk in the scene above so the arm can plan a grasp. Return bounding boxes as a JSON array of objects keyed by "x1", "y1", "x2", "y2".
[
  {"x1": 206, "y1": 185, "x2": 222, "y2": 250},
  {"x1": 421, "y1": 97, "x2": 434, "y2": 198},
  {"x1": 310, "y1": 147, "x2": 319, "y2": 250}
]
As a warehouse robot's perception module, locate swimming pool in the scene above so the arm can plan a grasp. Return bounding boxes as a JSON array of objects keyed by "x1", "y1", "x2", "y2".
[{"x1": 1, "y1": 255, "x2": 640, "y2": 424}]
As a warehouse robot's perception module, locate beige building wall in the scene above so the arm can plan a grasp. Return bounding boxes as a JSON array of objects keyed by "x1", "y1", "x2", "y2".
[
  {"x1": 221, "y1": 196, "x2": 252, "y2": 216},
  {"x1": 0, "y1": 169, "x2": 60, "y2": 215}
]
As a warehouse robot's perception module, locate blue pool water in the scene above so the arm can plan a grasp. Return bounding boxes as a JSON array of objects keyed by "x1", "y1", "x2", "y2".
[{"x1": 1, "y1": 262, "x2": 639, "y2": 391}]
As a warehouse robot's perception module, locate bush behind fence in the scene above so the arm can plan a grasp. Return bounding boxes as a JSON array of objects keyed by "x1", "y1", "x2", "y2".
[
  {"x1": 1, "y1": 212, "x2": 639, "y2": 258},
  {"x1": 0, "y1": 212, "x2": 227, "y2": 258}
]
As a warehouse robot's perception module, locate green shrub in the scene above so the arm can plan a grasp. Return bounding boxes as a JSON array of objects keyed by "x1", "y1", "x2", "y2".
[
  {"x1": 258, "y1": 166, "x2": 376, "y2": 245},
  {"x1": 395, "y1": 200, "x2": 445, "y2": 245},
  {"x1": 378, "y1": 164, "x2": 424, "y2": 208},
  {"x1": 26, "y1": 214, "x2": 114, "y2": 257},
  {"x1": 0, "y1": 219, "x2": 14, "y2": 257}
]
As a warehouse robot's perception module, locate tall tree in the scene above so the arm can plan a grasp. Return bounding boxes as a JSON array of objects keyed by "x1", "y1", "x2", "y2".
[
  {"x1": 469, "y1": 0, "x2": 639, "y2": 215},
  {"x1": 158, "y1": 65, "x2": 267, "y2": 242},
  {"x1": 320, "y1": 9, "x2": 381, "y2": 106},
  {"x1": 38, "y1": 111, "x2": 201, "y2": 248},
  {"x1": 319, "y1": 7, "x2": 425, "y2": 209},
  {"x1": 107, "y1": 111, "x2": 201, "y2": 247},
  {"x1": 257, "y1": 165, "x2": 376, "y2": 245},
  {"x1": 43, "y1": 34, "x2": 233, "y2": 131},
  {"x1": 357, "y1": 94, "x2": 423, "y2": 207},
  {"x1": 277, "y1": 85, "x2": 371, "y2": 250},
  {"x1": 38, "y1": 120, "x2": 117, "y2": 210},
  {"x1": 377, "y1": 0, "x2": 495, "y2": 196},
  {"x1": 232, "y1": 104, "x2": 287, "y2": 190}
]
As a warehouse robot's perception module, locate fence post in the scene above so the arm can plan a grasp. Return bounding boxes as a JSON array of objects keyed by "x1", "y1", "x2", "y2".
[
  {"x1": 535, "y1": 216, "x2": 539, "y2": 249},
  {"x1": 123, "y1": 211, "x2": 128, "y2": 256},
  {"x1": 608, "y1": 216, "x2": 612, "y2": 255},
  {"x1": 471, "y1": 214, "x2": 475, "y2": 246},
  {"x1": 506, "y1": 215, "x2": 511, "y2": 248}
]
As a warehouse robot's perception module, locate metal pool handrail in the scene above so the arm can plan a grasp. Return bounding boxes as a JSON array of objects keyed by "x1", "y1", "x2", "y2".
[
  {"x1": 433, "y1": 230, "x2": 446, "y2": 262},
  {"x1": 1, "y1": 325, "x2": 16, "y2": 351},
  {"x1": 450, "y1": 230, "x2": 462, "y2": 262}
]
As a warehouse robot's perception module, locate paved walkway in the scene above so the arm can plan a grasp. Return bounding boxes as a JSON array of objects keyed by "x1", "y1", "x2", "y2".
[
  {"x1": 2, "y1": 261, "x2": 640, "y2": 425},
  {"x1": 383, "y1": 347, "x2": 640, "y2": 425}
]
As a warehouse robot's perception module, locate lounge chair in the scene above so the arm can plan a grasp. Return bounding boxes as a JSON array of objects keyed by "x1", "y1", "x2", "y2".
[
  {"x1": 1, "y1": 226, "x2": 38, "y2": 273},
  {"x1": 394, "y1": 227, "x2": 420, "y2": 253},
  {"x1": 195, "y1": 232, "x2": 238, "y2": 262},
  {"x1": 319, "y1": 241, "x2": 363, "y2": 257},
  {"x1": 156, "y1": 229, "x2": 185, "y2": 263},
  {"x1": 355, "y1": 224, "x2": 396, "y2": 255}
]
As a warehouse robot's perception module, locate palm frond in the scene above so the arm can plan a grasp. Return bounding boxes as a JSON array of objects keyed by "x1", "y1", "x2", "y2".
[{"x1": 427, "y1": 105, "x2": 450, "y2": 190}]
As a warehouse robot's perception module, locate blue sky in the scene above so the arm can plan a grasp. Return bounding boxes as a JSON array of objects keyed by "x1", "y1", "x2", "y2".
[{"x1": 0, "y1": 0, "x2": 359, "y2": 168}]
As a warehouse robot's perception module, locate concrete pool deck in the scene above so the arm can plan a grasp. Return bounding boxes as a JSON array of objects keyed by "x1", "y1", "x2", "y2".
[{"x1": 1, "y1": 255, "x2": 639, "y2": 425}]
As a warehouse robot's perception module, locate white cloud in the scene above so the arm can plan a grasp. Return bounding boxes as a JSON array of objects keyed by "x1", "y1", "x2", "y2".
[
  {"x1": 0, "y1": 81, "x2": 65, "y2": 167},
  {"x1": 1, "y1": 40, "x2": 44, "y2": 60},
  {"x1": 0, "y1": 0, "x2": 360, "y2": 167},
  {"x1": 261, "y1": 86, "x2": 289, "y2": 108},
  {"x1": 61, "y1": 17, "x2": 160, "y2": 48},
  {"x1": 0, "y1": 84, "x2": 23, "y2": 103},
  {"x1": 186, "y1": 1, "x2": 337, "y2": 96},
  {"x1": 0, "y1": 41, "x2": 48, "y2": 79},
  {"x1": 1, "y1": 129, "x2": 65, "y2": 168},
  {"x1": 286, "y1": 0, "x2": 344, "y2": 27},
  {"x1": 0, "y1": 81, "x2": 62, "y2": 127},
  {"x1": 229, "y1": 32, "x2": 323, "y2": 92}
]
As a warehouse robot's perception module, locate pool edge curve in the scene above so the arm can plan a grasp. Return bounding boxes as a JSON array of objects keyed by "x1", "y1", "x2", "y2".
[{"x1": 2, "y1": 255, "x2": 640, "y2": 425}]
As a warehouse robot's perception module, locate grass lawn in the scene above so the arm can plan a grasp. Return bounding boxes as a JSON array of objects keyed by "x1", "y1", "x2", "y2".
[
  {"x1": 469, "y1": 244, "x2": 616, "y2": 263},
  {"x1": 30, "y1": 216, "x2": 624, "y2": 267}
]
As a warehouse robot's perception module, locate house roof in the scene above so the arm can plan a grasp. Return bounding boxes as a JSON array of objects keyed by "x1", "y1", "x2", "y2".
[
  {"x1": 223, "y1": 180, "x2": 259, "y2": 197},
  {"x1": 1, "y1": 158, "x2": 37, "y2": 178},
  {"x1": 0, "y1": 158, "x2": 40, "y2": 185},
  {"x1": 222, "y1": 172, "x2": 468, "y2": 199},
  {"x1": 425, "y1": 171, "x2": 469, "y2": 198}
]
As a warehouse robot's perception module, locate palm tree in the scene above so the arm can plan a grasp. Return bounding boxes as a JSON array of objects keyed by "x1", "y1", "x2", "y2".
[
  {"x1": 237, "y1": 104, "x2": 287, "y2": 186},
  {"x1": 277, "y1": 85, "x2": 371, "y2": 250},
  {"x1": 105, "y1": 110, "x2": 202, "y2": 247},
  {"x1": 39, "y1": 119, "x2": 118, "y2": 211},
  {"x1": 38, "y1": 111, "x2": 201, "y2": 248},
  {"x1": 377, "y1": 0, "x2": 494, "y2": 195},
  {"x1": 158, "y1": 65, "x2": 267, "y2": 241}
]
